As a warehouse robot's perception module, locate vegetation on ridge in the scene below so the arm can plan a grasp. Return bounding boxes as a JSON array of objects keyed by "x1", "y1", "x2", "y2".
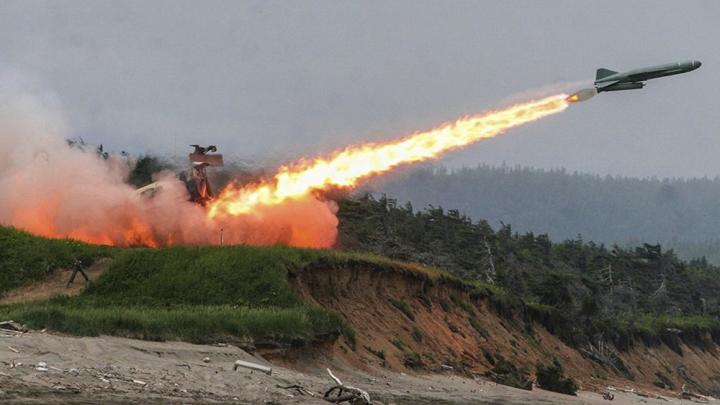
[
  {"x1": 377, "y1": 164, "x2": 720, "y2": 263},
  {"x1": 337, "y1": 194, "x2": 720, "y2": 350},
  {"x1": 0, "y1": 234, "x2": 361, "y2": 346}
]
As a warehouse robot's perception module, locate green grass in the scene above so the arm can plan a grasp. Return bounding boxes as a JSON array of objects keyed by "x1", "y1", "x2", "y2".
[
  {"x1": 0, "y1": 300, "x2": 345, "y2": 344},
  {"x1": 633, "y1": 314, "x2": 720, "y2": 336},
  {"x1": 388, "y1": 297, "x2": 415, "y2": 321},
  {"x1": 402, "y1": 351, "x2": 423, "y2": 369},
  {"x1": 469, "y1": 317, "x2": 489, "y2": 338},
  {"x1": 0, "y1": 227, "x2": 114, "y2": 294},
  {"x1": 411, "y1": 326, "x2": 423, "y2": 343},
  {"x1": 81, "y1": 246, "x2": 308, "y2": 307},
  {"x1": 0, "y1": 225, "x2": 513, "y2": 349},
  {"x1": 364, "y1": 346, "x2": 386, "y2": 360},
  {"x1": 390, "y1": 336, "x2": 406, "y2": 350},
  {"x1": 0, "y1": 228, "x2": 367, "y2": 345},
  {"x1": 450, "y1": 295, "x2": 476, "y2": 315}
]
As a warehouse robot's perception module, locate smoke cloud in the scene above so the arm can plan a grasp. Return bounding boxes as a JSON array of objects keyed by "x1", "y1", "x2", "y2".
[{"x1": 0, "y1": 76, "x2": 339, "y2": 248}]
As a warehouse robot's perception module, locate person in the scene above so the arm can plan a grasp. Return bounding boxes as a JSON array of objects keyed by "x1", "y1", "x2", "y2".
[{"x1": 66, "y1": 257, "x2": 90, "y2": 288}]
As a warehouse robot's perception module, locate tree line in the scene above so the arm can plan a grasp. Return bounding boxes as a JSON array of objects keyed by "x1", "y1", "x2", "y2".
[{"x1": 374, "y1": 164, "x2": 720, "y2": 263}]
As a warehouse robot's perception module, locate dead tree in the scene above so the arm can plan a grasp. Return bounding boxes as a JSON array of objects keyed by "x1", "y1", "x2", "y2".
[{"x1": 482, "y1": 237, "x2": 496, "y2": 284}]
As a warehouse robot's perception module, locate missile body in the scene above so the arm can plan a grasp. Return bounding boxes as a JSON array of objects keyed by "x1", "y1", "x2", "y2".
[
  {"x1": 567, "y1": 60, "x2": 701, "y2": 102},
  {"x1": 594, "y1": 60, "x2": 701, "y2": 93}
]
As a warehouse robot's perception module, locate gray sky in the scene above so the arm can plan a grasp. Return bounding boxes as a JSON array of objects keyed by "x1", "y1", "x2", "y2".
[{"x1": 1, "y1": 0, "x2": 717, "y2": 177}]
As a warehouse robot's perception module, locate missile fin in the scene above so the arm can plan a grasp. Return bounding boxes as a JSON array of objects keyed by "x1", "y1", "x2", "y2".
[{"x1": 596, "y1": 68, "x2": 618, "y2": 80}]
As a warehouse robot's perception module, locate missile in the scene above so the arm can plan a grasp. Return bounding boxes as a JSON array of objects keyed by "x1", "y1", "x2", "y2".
[{"x1": 567, "y1": 60, "x2": 701, "y2": 102}]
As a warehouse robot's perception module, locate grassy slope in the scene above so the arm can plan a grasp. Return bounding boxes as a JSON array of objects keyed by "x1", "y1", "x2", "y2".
[
  {"x1": 2, "y1": 225, "x2": 717, "y2": 351},
  {"x1": 0, "y1": 227, "x2": 113, "y2": 295},
  {"x1": 1, "y1": 227, "x2": 444, "y2": 346}
]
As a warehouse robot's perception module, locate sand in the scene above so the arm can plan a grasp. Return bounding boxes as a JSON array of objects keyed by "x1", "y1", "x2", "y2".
[{"x1": 0, "y1": 330, "x2": 709, "y2": 404}]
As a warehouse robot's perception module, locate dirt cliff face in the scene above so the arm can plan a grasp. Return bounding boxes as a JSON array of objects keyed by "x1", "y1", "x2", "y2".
[{"x1": 290, "y1": 261, "x2": 720, "y2": 397}]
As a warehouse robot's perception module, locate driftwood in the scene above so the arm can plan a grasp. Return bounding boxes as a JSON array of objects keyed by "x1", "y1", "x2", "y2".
[
  {"x1": 680, "y1": 384, "x2": 710, "y2": 403},
  {"x1": 323, "y1": 368, "x2": 371, "y2": 405},
  {"x1": 233, "y1": 359, "x2": 272, "y2": 375},
  {"x1": 0, "y1": 321, "x2": 25, "y2": 332},
  {"x1": 277, "y1": 383, "x2": 316, "y2": 397},
  {"x1": 607, "y1": 386, "x2": 668, "y2": 401}
]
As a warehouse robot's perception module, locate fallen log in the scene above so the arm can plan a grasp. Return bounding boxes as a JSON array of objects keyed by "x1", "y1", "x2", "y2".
[
  {"x1": 0, "y1": 321, "x2": 25, "y2": 332},
  {"x1": 277, "y1": 384, "x2": 316, "y2": 397}
]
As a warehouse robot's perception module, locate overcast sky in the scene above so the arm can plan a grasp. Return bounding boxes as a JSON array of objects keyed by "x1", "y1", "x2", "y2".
[{"x1": 1, "y1": 0, "x2": 717, "y2": 178}]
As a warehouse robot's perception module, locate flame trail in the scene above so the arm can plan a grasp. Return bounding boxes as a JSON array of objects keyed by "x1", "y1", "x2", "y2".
[
  {"x1": 209, "y1": 93, "x2": 569, "y2": 218},
  {"x1": 0, "y1": 87, "x2": 569, "y2": 249}
]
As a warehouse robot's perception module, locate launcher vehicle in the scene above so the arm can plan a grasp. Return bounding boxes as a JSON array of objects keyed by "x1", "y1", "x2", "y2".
[{"x1": 136, "y1": 145, "x2": 223, "y2": 205}]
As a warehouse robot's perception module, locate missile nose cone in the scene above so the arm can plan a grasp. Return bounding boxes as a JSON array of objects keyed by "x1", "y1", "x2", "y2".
[{"x1": 693, "y1": 60, "x2": 702, "y2": 69}]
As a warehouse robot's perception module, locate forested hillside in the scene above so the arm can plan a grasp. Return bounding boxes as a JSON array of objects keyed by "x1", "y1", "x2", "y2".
[
  {"x1": 337, "y1": 194, "x2": 720, "y2": 350},
  {"x1": 374, "y1": 165, "x2": 720, "y2": 263}
]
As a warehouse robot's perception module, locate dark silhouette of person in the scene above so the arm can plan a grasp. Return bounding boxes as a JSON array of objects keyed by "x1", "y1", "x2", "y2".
[{"x1": 66, "y1": 258, "x2": 90, "y2": 288}]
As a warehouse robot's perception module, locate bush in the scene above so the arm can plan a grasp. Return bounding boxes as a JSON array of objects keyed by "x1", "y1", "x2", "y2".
[
  {"x1": 536, "y1": 359, "x2": 578, "y2": 395},
  {"x1": 388, "y1": 297, "x2": 415, "y2": 321},
  {"x1": 450, "y1": 295, "x2": 476, "y2": 315},
  {"x1": 411, "y1": 327, "x2": 423, "y2": 343},
  {"x1": 469, "y1": 317, "x2": 489, "y2": 338},
  {"x1": 364, "y1": 346, "x2": 385, "y2": 360},
  {"x1": 485, "y1": 357, "x2": 532, "y2": 390},
  {"x1": 403, "y1": 351, "x2": 423, "y2": 369}
]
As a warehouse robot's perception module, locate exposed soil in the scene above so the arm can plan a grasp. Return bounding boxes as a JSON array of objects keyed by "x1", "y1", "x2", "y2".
[
  {"x1": 292, "y1": 262, "x2": 720, "y2": 400},
  {"x1": 1, "y1": 259, "x2": 719, "y2": 403}
]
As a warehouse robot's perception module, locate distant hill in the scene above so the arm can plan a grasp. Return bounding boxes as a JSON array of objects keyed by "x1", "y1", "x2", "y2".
[{"x1": 374, "y1": 165, "x2": 720, "y2": 263}]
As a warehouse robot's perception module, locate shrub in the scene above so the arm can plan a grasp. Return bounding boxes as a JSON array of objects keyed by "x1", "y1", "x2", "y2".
[
  {"x1": 469, "y1": 317, "x2": 489, "y2": 338},
  {"x1": 536, "y1": 359, "x2": 578, "y2": 395},
  {"x1": 390, "y1": 337, "x2": 405, "y2": 350},
  {"x1": 403, "y1": 351, "x2": 423, "y2": 369},
  {"x1": 485, "y1": 357, "x2": 532, "y2": 390},
  {"x1": 439, "y1": 299, "x2": 452, "y2": 312},
  {"x1": 450, "y1": 295, "x2": 476, "y2": 315},
  {"x1": 411, "y1": 327, "x2": 423, "y2": 343},
  {"x1": 388, "y1": 298, "x2": 415, "y2": 321},
  {"x1": 364, "y1": 346, "x2": 385, "y2": 360}
]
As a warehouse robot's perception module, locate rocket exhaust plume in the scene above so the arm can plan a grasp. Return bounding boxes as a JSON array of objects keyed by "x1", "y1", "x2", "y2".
[
  {"x1": 208, "y1": 93, "x2": 569, "y2": 218},
  {"x1": 0, "y1": 79, "x2": 568, "y2": 248},
  {"x1": 566, "y1": 88, "x2": 597, "y2": 103}
]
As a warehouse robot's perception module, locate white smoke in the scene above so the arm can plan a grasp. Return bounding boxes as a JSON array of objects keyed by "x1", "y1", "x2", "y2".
[{"x1": 0, "y1": 74, "x2": 339, "y2": 248}]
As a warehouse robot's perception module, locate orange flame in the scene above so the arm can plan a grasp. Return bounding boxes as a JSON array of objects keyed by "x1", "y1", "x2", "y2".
[{"x1": 209, "y1": 93, "x2": 569, "y2": 218}]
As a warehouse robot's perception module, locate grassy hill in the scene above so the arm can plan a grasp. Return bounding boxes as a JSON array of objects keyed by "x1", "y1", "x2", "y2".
[
  {"x1": 3, "y1": 194, "x2": 720, "y2": 354},
  {"x1": 0, "y1": 226, "x2": 114, "y2": 295},
  {"x1": 0, "y1": 227, "x2": 365, "y2": 346}
]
